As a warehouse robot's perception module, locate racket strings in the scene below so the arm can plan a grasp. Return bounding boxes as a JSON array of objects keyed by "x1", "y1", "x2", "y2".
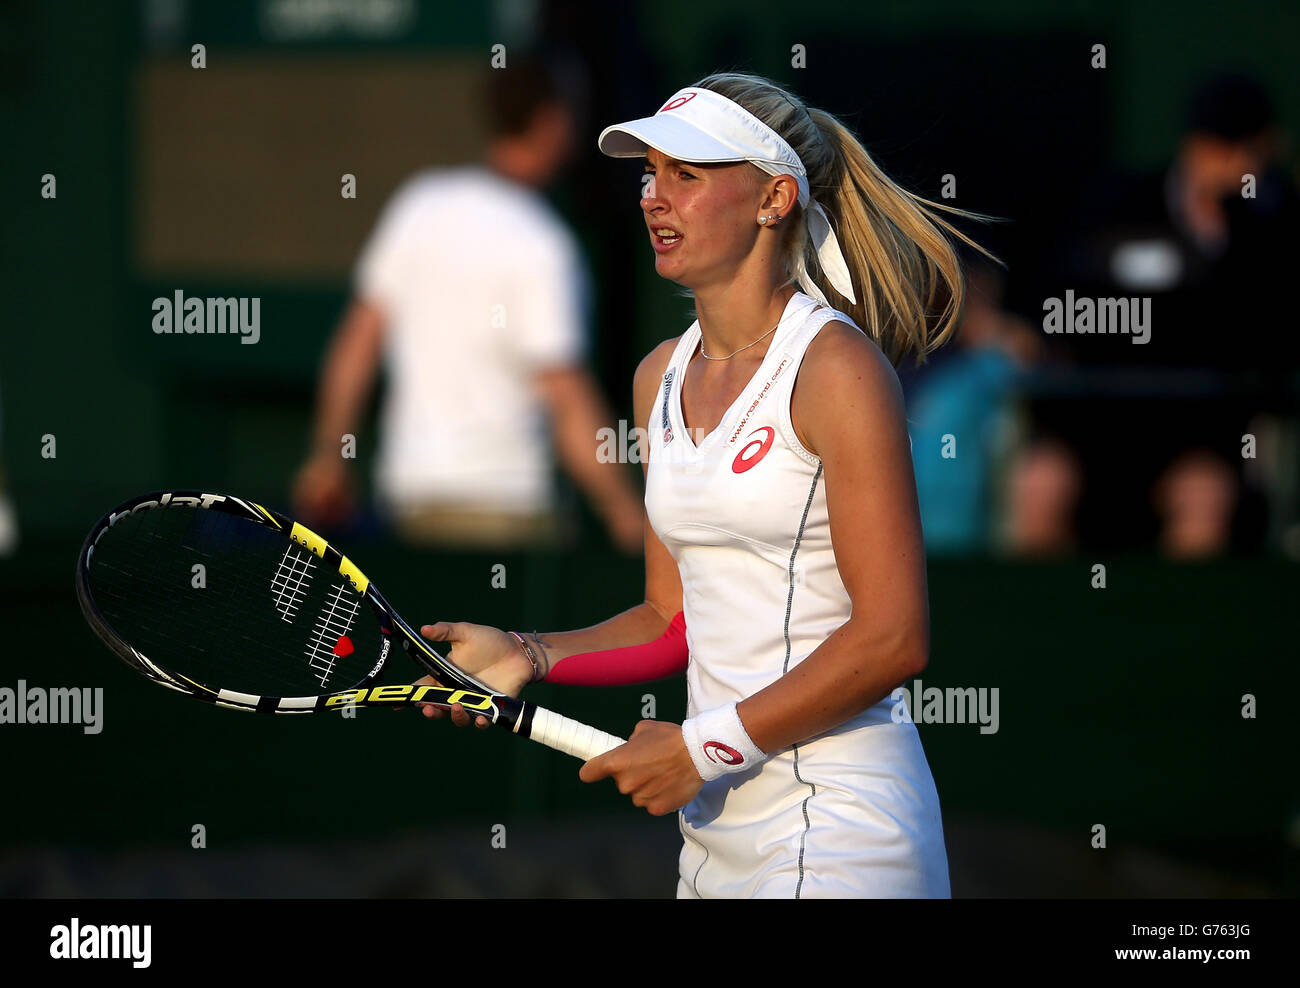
[
  {"x1": 86, "y1": 507, "x2": 383, "y2": 697},
  {"x1": 270, "y1": 543, "x2": 317, "y2": 622},
  {"x1": 305, "y1": 579, "x2": 363, "y2": 687}
]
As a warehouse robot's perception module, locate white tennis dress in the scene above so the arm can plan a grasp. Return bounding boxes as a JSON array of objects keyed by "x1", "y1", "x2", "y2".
[{"x1": 644, "y1": 291, "x2": 951, "y2": 898}]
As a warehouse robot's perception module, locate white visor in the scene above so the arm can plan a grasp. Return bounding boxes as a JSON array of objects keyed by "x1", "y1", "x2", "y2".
[
  {"x1": 597, "y1": 87, "x2": 857, "y2": 306},
  {"x1": 598, "y1": 87, "x2": 811, "y2": 206}
]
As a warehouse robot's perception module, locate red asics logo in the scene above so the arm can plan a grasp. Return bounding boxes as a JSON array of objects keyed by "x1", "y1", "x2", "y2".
[
  {"x1": 660, "y1": 92, "x2": 697, "y2": 112},
  {"x1": 703, "y1": 741, "x2": 743, "y2": 765},
  {"x1": 731, "y1": 426, "x2": 775, "y2": 473}
]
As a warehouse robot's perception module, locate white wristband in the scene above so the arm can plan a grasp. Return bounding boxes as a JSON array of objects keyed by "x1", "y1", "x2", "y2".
[{"x1": 681, "y1": 701, "x2": 767, "y2": 782}]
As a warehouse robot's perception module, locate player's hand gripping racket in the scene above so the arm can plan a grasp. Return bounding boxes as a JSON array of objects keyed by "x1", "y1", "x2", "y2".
[{"x1": 75, "y1": 491, "x2": 626, "y2": 762}]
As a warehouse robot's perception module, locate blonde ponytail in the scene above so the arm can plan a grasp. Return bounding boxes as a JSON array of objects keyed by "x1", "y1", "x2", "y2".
[{"x1": 695, "y1": 72, "x2": 1000, "y2": 367}]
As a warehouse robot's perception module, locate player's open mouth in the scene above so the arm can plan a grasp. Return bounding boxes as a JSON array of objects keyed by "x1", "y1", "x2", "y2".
[{"x1": 652, "y1": 227, "x2": 682, "y2": 251}]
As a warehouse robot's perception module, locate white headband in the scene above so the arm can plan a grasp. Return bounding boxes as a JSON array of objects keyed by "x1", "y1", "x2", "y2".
[{"x1": 597, "y1": 86, "x2": 858, "y2": 307}]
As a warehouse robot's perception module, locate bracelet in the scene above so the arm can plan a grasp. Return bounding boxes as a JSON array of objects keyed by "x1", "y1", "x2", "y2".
[
  {"x1": 508, "y1": 631, "x2": 544, "y2": 684},
  {"x1": 681, "y1": 701, "x2": 767, "y2": 782}
]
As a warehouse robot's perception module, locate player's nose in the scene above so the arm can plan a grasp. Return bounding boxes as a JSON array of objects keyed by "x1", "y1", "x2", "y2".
[{"x1": 640, "y1": 173, "x2": 659, "y2": 208}]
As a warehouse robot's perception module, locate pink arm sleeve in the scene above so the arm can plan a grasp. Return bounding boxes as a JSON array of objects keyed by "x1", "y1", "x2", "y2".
[{"x1": 545, "y1": 611, "x2": 688, "y2": 686}]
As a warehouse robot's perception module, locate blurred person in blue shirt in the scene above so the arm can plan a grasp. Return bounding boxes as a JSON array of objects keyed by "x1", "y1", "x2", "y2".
[{"x1": 900, "y1": 259, "x2": 1042, "y2": 554}]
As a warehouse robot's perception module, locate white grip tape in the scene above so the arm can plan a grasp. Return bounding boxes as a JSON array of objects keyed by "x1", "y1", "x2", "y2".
[{"x1": 529, "y1": 706, "x2": 625, "y2": 761}]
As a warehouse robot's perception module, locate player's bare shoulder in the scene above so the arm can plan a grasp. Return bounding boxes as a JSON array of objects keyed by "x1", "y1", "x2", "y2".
[{"x1": 792, "y1": 320, "x2": 904, "y2": 457}]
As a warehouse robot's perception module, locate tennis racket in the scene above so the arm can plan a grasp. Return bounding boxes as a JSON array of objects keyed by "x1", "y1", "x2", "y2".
[{"x1": 75, "y1": 490, "x2": 626, "y2": 762}]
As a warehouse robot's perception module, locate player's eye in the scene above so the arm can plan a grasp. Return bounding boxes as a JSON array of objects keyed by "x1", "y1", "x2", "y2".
[
  {"x1": 649, "y1": 167, "x2": 694, "y2": 180},
  {"x1": 642, "y1": 167, "x2": 693, "y2": 197}
]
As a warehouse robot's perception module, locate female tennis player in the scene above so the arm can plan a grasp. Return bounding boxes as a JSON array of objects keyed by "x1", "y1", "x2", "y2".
[{"x1": 416, "y1": 72, "x2": 993, "y2": 898}]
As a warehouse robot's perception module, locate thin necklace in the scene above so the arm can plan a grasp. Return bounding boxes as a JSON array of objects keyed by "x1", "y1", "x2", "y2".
[{"x1": 699, "y1": 321, "x2": 780, "y2": 360}]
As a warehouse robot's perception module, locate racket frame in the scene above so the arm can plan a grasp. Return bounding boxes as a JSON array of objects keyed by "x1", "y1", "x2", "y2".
[{"x1": 75, "y1": 491, "x2": 625, "y2": 760}]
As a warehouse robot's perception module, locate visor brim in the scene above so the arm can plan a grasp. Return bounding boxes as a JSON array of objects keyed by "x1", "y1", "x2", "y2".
[{"x1": 597, "y1": 114, "x2": 750, "y2": 164}]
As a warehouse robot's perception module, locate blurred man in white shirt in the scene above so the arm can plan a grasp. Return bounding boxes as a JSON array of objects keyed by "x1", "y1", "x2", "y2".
[{"x1": 293, "y1": 53, "x2": 643, "y2": 552}]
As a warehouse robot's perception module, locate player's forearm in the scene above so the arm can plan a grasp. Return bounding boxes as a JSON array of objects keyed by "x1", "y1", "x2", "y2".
[
  {"x1": 522, "y1": 600, "x2": 674, "y2": 679},
  {"x1": 736, "y1": 615, "x2": 928, "y2": 753}
]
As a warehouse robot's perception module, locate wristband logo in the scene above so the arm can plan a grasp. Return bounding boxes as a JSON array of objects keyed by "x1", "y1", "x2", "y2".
[
  {"x1": 731, "y1": 427, "x2": 775, "y2": 473},
  {"x1": 703, "y1": 740, "x2": 744, "y2": 765}
]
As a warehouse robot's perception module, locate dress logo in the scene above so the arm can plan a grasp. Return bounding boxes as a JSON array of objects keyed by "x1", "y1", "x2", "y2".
[{"x1": 731, "y1": 426, "x2": 775, "y2": 473}]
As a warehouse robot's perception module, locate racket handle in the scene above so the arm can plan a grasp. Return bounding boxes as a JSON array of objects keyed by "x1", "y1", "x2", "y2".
[{"x1": 527, "y1": 705, "x2": 626, "y2": 761}]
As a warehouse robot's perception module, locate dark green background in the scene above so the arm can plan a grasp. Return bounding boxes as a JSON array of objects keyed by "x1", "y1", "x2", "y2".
[{"x1": 1, "y1": 0, "x2": 1296, "y2": 896}]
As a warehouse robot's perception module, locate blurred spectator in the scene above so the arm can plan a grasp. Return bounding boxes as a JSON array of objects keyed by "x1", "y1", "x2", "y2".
[
  {"x1": 1151, "y1": 448, "x2": 1240, "y2": 557},
  {"x1": 1063, "y1": 70, "x2": 1298, "y2": 372},
  {"x1": 1028, "y1": 70, "x2": 1297, "y2": 556},
  {"x1": 1003, "y1": 437, "x2": 1082, "y2": 556},
  {"x1": 900, "y1": 259, "x2": 1042, "y2": 554},
  {"x1": 292, "y1": 51, "x2": 644, "y2": 553}
]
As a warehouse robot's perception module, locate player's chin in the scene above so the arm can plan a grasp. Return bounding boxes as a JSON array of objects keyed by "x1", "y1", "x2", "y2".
[{"x1": 653, "y1": 247, "x2": 685, "y2": 270}]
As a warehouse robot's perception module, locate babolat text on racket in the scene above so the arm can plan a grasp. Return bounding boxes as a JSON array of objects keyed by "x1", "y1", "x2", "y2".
[{"x1": 75, "y1": 491, "x2": 625, "y2": 761}]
